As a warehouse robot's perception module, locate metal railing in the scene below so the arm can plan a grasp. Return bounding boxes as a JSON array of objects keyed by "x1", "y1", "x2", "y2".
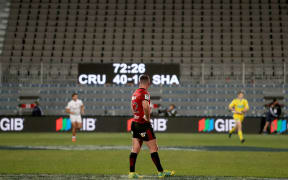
[
  {"x1": 0, "y1": 63, "x2": 78, "y2": 84},
  {"x1": 182, "y1": 63, "x2": 287, "y2": 85},
  {"x1": 0, "y1": 62, "x2": 287, "y2": 85}
]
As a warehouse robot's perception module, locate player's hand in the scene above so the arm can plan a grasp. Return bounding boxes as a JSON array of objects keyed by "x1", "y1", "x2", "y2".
[
  {"x1": 232, "y1": 110, "x2": 242, "y2": 114},
  {"x1": 236, "y1": 111, "x2": 243, "y2": 114},
  {"x1": 143, "y1": 115, "x2": 150, "y2": 122}
]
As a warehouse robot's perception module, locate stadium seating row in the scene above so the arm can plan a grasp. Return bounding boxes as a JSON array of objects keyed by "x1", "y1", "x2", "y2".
[
  {"x1": 0, "y1": 83, "x2": 287, "y2": 117},
  {"x1": 0, "y1": 0, "x2": 10, "y2": 55},
  {"x1": 3, "y1": 0, "x2": 286, "y2": 64}
]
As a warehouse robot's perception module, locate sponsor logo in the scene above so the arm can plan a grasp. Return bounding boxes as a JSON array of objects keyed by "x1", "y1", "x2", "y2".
[
  {"x1": 140, "y1": 132, "x2": 146, "y2": 137},
  {"x1": 127, "y1": 118, "x2": 168, "y2": 132},
  {"x1": 145, "y1": 94, "x2": 150, "y2": 100},
  {"x1": 151, "y1": 118, "x2": 167, "y2": 131},
  {"x1": 56, "y1": 117, "x2": 71, "y2": 131},
  {"x1": 56, "y1": 117, "x2": 97, "y2": 132},
  {"x1": 198, "y1": 118, "x2": 236, "y2": 132},
  {"x1": 0, "y1": 117, "x2": 24, "y2": 131},
  {"x1": 270, "y1": 119, "x2": 287, "y2": 133},
  {"x1": 198, "y1": 118, "x2": 214, "y2": 132}
]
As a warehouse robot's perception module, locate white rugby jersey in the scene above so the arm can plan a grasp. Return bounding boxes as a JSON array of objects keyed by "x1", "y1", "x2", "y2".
[{"x1": 66, "y1": 99, "x2": 83, "y2": 116}]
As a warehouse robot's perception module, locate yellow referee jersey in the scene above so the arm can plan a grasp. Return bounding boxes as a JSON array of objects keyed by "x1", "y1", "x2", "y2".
[{"x1": 229, "y1": 98, "x2": 249, "y2": 121}]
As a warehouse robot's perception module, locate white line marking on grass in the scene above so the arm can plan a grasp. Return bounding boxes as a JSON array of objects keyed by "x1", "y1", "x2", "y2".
[
  {"x1": 0, "y1": 174, "x2": 285, "y2": 180},
  {"x1": 0, "y1": 145, "x2": 287, "y2": 152}
]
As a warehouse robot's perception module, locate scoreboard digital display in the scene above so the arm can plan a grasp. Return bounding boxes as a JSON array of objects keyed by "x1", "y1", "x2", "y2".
[{"x1": 78, "y1": 63, "x2": 180, "y2": 85}]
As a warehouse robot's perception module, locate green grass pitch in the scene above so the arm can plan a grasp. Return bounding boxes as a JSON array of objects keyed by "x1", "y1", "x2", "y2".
[{"x1": 0, "y1": 133, "x2": 287, "y2": 179}]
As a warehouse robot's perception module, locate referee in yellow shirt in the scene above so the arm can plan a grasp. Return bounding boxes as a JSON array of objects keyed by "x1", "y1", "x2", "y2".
[{"x1": 228, "y1": 91, "x2": 249, "y2": 143}]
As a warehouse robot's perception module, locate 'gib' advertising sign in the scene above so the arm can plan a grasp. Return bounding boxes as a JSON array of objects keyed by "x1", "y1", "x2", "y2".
[
  {"x1": 198, "y1": 118, "x2": 236, "y2": 133},
  {"x1": 0, "y1": 117, "x2": 24, "y2": 131},
  {"x1": 56, "y1": 117, "x2": 97, "y2": 132}
]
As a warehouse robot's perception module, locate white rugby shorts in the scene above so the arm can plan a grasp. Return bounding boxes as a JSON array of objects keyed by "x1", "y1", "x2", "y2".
[{"x1": 70, "y1": 115, "x2": 82, "y2": 123}]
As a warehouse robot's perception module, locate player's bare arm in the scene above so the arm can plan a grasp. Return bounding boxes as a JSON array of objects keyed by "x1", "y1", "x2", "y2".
[
  {"x1": 142, "y1": 100, "x2": 150, "y2": 122},
  {"x1": 81, "y1": 105, "x2": 84, "y2": 115},
  {"x1": 130, "y1": 102, "x2": 134, "y2": 113},
  {"x1": 243, "y1": 105, "x2": 249, "y2": 113},
  {"x1": 229, "y1": 106, "x2": 238, "y2": 114},
  {"x1": 66, "y1": 108, "x2": 74, "y2": 114},
  {"x1": 241, "y1": 104, "x2": 249, "y2": 114}
]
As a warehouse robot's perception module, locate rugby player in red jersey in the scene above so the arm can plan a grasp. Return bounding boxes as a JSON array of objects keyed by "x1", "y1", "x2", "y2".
[{"x1": 128, "y1": 74, "x2": 175, "y2": 179}]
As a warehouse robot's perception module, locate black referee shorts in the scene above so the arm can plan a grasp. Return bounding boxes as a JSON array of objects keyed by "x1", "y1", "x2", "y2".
[
  {"x1": 131, "y1": 121, "x2": 156, "y2": 141},
  {"x1": 266, "y1": 112, "x2": 274, "y2": 123}
]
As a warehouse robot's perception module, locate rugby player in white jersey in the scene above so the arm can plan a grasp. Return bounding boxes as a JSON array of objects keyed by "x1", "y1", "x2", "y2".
[{"x1": 65, "y1": 93, "x2": 84, "y2": 142}]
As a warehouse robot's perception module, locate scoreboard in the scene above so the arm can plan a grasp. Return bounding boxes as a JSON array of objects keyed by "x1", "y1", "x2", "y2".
[{"x1": 78, "y1": 63, "x2": 180, "y2": 85}]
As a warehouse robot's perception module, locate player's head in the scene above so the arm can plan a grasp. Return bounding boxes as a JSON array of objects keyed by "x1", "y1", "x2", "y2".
[
  {"x1": 272, "y1": 98, "x2": 278, "y2": 105},
  {"x1": 237, "y1": 91, "x2": 244, "y2": 99},
  {"x1": 139, "y1": 74, "x2": 150, "y2": 88},
  {"x1": 72, "y1": 93, "x2": 78, "y2": 101},
  {"x1": 169, "y1": 104, "x2": 175, "y2": 109}
]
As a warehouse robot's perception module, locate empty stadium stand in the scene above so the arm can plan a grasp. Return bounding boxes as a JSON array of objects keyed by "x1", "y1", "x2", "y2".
[
  {"x1": 0, "y1": 0, "x2": 287, "y2": 116},
  {"x1": 0, "y1": 0, "x2": 10, "y2": 55}
]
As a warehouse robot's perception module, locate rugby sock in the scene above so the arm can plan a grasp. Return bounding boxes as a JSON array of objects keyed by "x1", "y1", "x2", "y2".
[
  {"x1": 229, "y1": 127, "x2": 236, "y2": 134},
  {"x1": 238, "y1": 130, "x2": 244, "y2": 140},
  {"x1": 151, "y1": 152, "x2": 163, "y2": 172},
  {"x1": 129, "y1": 152, "x2": 138, "y2": 172}
]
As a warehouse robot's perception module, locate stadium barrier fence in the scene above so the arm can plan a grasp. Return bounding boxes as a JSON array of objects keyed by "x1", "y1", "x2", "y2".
[{"x1": 0, "y1": 116, "x2": 287, "y2": 134}]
